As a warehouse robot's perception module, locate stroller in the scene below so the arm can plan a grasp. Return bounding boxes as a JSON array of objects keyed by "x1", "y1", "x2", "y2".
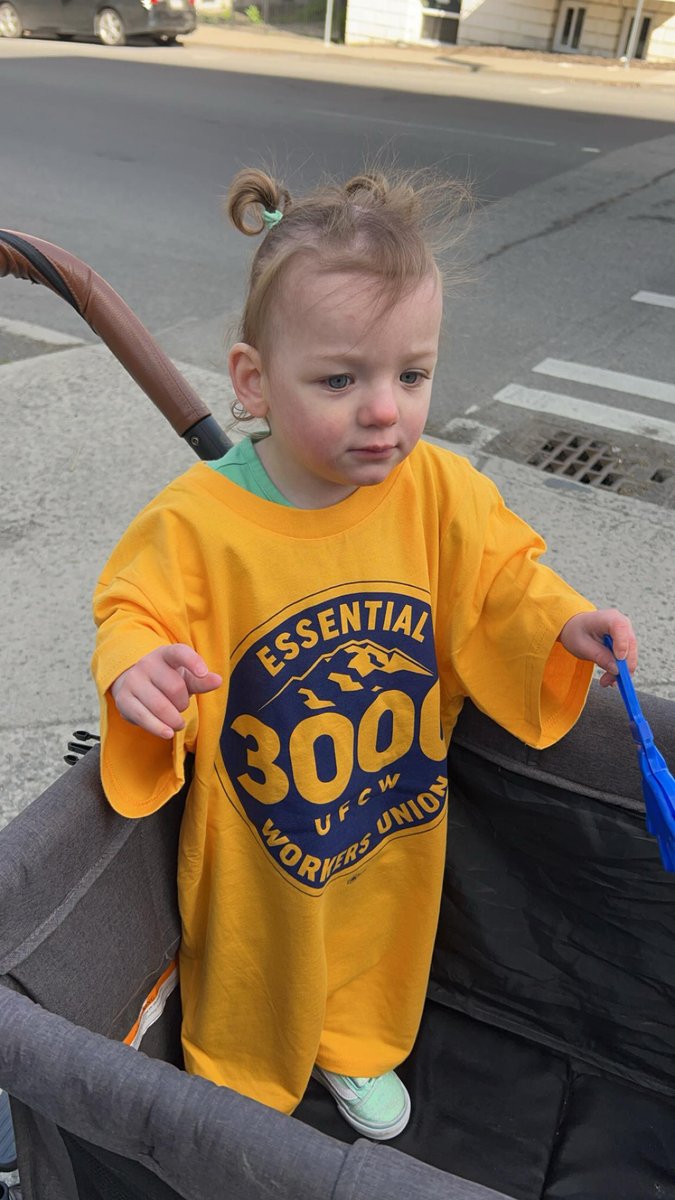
[{"x1": 0, "y1": 230, "x2": 674, "y2": 1200}]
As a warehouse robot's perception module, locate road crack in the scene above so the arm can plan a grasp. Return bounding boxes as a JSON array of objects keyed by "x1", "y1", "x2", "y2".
[
  {"x1": 478, "y1": 165, "x2": 675, "y2": 264},
  {"x1": 628, "y1": 214, "x2": 675, "y2": 225}
]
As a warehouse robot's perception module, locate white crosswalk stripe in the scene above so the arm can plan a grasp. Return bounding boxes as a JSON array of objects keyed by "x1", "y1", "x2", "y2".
[
  {"x1": 631, "y1": 291, "x2": 675, "y2": 311},
  {"x1": 533, "y1": 358, "x2": 675, "y2": 407},
  {"x1": 495, "y1": 383, "x2": 675, "y2": 447}
]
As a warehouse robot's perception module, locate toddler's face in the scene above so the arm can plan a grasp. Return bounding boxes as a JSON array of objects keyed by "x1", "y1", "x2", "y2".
[{"x1": 250, "y1": 264, "x2": 442, "y2": 509}]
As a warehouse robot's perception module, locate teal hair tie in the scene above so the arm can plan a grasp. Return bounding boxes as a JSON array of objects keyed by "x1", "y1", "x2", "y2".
[{"x1": 262, "y1": 208, "x2": 283, "y2": 230}]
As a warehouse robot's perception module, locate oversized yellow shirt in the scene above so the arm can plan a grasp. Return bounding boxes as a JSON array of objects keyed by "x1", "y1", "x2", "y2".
[{"x1": 92, "y1": 442, "x2": 594, "y2": 1113}]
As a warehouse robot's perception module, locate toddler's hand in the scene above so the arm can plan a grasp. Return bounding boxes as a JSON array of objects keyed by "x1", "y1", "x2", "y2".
[
  {"x1": 110, "y1": 644, "x2": 222, "y2": 739},
  {"x1": 558, "y1": 609, "x2": 637, "y2": 688}
]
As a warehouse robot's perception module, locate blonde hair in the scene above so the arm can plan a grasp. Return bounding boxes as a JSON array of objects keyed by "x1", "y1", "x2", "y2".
[{"x1": 226, "y1": 165, "x2": 471, "y2": 357}]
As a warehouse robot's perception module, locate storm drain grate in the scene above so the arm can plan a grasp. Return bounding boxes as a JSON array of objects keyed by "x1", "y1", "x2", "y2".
[
  {"x1": 528, "y1": 432, "x2": 627, "y2": 491},
  {"x1": 483, "y1": 424, "x2": 675, "y2": 508}
]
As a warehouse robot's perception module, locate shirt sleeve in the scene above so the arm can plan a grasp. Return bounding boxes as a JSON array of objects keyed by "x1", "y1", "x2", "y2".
[
  {"x1": 444, "y1": 471, "x2": 595, "y2": 749},
  {"x1": 91, "y1": 501, "x2": 199, "y2": 819}
]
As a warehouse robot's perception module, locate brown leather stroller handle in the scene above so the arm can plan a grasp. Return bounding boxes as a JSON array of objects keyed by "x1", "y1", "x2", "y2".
[{"x1": 0, "y1": 229, "x2": 231, "y2": 458}]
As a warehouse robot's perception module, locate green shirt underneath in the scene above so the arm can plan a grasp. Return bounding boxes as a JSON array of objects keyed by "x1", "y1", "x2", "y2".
[{"x1": 208, "y1": 437, "x2": 292, "y2": 507}]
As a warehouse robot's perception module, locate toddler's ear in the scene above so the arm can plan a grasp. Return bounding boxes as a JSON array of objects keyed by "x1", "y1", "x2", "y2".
[{"x1": 228, "y1": 342, "x2": 268, "y2": 418}]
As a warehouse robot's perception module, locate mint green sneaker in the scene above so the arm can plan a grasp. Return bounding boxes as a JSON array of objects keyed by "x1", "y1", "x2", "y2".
[{"x1": 311, "y1": 1066, "x2": 411, "y2": 1140}]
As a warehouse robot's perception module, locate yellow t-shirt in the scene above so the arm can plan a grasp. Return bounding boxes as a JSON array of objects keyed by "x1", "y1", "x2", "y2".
[{"x1": 92, "y1": 441, "x2": 594, "y2": 1113}]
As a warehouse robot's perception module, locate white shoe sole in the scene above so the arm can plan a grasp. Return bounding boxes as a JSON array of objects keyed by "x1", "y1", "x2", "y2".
[{"x1": 311, "y1": 1068, "x2": 411, "y2": 1141}]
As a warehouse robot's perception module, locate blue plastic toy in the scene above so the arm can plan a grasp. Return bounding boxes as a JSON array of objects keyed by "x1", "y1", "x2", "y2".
[{"x1": 604, "y1": 635, "x2": 675, "y2": 871}]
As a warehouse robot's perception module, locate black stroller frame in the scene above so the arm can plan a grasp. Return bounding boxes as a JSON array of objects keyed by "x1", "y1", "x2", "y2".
[{"x1": 1, "y1": 231, "x2": 674, "y2": 1200}]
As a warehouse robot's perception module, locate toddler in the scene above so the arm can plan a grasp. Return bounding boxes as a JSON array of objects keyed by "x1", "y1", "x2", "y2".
[{"x1": 93, "y1": 167, "x2": 637, "y2": 1141}]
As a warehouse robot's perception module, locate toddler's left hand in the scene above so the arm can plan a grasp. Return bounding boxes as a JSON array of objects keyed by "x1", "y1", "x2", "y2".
[{"x1": 558, "y1": 609, "x2": 638, "y2": 688}]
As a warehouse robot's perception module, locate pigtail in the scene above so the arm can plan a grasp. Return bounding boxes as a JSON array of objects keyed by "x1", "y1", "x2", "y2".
[
  {"x1": 343, "y1": 173, "x2": 389, "y2": 204},
  {"x1": 227, "y1": 168, "x2": 291, "y2": 237},
  {"x1": 344, "y1": 168, "x2": 470, "y2": 234}
]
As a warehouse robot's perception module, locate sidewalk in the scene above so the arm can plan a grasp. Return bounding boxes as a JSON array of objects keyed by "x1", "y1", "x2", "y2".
[{"x1": 190, "y1": 18, "x2": 675, "y2": 87}]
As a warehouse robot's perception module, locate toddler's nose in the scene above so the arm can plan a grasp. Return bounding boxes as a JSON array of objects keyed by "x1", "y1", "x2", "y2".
[{"x1": 360, "y1": 386, "x2": 398, "y2": 427}]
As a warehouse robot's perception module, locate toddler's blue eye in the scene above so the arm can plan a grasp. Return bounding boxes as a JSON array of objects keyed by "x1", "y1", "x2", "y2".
[
  {"x1": 326, "y1": 375, "x2": 351, "y2": 390},
  {"x1": 400, "y1": 370, "x2": 423, "y2": 385}
]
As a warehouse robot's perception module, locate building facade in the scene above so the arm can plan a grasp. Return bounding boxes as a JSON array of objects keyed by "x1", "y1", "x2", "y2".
[{"x1": 344, "y1": 0, "x2": 675, "y2": 62}]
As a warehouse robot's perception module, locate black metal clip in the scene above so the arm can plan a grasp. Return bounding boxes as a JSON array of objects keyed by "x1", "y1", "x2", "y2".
[{"x1": 64, "y1": 729, "x2": 101, "y2": 767}]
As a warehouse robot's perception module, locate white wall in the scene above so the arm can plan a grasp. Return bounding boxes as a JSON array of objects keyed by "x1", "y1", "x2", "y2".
[
  {"x1": 557, "y1": 0, "x2": 675, "y2": 60},
  {"x1": 457, "y1": 0, "x2": 675, "y2": 59},
  {"x1": 344, "y1": 0, "x2": 675, "y2": 58},
  {"x1": 577, "y1": 2, "x2": 622, "y2": 54},
  {"x1": 645, "y1": 6, "x2": 675, "y2": 60},
  {"x1": 458, "y1": 0, "x2": 557, "y2": 48},
  {"x1": 345, "y1": 0, "x2": 422, "y2": 44}
]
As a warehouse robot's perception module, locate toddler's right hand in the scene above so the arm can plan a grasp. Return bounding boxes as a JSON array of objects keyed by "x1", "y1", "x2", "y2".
[{"x1": 110, "y1": 645, "x2": 222, "y2": 740}]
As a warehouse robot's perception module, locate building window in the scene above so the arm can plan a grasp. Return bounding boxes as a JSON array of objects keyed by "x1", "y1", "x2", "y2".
[
  {"x1": 553, "y1": 4, "x2": 586, "y2": 51},
  {"x1": 421, "y1": 0, "x2": 460, "y2": 45},
  {"x1": 618, "y1": 10, "x2": 653, "y2": 58}
]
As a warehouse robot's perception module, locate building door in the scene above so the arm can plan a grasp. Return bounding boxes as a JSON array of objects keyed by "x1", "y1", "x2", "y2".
[
  {"x1": 618, "y1": 9, "x2": 653, "y2": 57},
  {"x1": 553, "y1": 3, "x2": 586, "y2": 50}
]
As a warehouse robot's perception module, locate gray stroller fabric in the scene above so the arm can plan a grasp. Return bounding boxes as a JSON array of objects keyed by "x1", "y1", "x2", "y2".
[
  {"x1": 0, "y1": 987, "x2": 506, "y2": 1200},
  {"x1": 0, "y1": 685, "x2": 674, "y2": 1200}
]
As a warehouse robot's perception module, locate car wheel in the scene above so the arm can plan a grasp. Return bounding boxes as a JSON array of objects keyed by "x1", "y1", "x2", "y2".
[
  {"x1": 95, "y1": 7, "x2": 125, "y2": 44},
  {"x1": 152, "y1": 33, "x2": 178, "y2": 43},
  {"x1": 0, "y1": 2, "x2": 23, "y2": 37}
]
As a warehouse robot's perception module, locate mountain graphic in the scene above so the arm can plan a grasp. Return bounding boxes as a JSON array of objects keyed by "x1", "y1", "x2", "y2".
[
  {"x1": 260, "y1": 639, "x2": 433, "y2": 712},
  {"x1": 297, "y1": 688, "x2": 335, "y2": 710}
]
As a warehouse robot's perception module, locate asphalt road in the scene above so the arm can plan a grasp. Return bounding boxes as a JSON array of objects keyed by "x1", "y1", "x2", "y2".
[
  {"x1": 2, "y1": 40, "x2": 673, "y2": 488},
  {"x1": 1, "y1": 41, "x2": 673, "y2": 338}
]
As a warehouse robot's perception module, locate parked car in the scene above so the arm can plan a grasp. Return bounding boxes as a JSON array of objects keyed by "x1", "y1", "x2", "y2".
[{"x1": 0, "y1": 0, "x2": 196, "y2": 45}]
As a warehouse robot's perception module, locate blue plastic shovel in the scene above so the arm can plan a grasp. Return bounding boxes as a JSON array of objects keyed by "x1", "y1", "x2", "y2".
[{"x1": 603, "y1": 635, "x2": 675, "y2": 871}]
